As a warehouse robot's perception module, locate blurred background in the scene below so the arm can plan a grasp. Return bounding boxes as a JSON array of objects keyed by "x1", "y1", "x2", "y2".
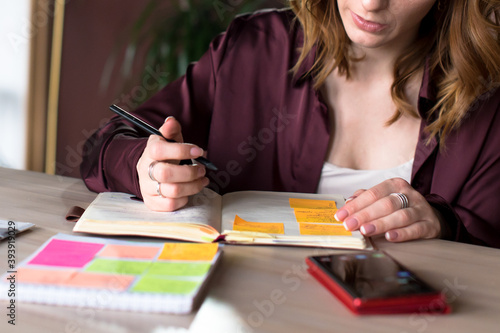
[
  {"x1": 0, "y1": 0, "x2": 30, "y2": 170},
  {"x1": 0, "y1": 0, "x2": 283, "y2": 178}
]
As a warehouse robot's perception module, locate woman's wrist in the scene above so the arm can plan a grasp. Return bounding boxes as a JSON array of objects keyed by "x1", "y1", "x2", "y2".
[
  {"x1": 425, "y1": 194, "x2": 458, "y2": 241},
  {"x1": 431, "y1": 206, "x2": 449, "y2": 239}
]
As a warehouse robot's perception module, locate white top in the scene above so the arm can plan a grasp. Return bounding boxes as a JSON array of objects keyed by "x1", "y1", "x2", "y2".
[{"x1": 317, "y1": 160, "x2": 414, "y2": 199}]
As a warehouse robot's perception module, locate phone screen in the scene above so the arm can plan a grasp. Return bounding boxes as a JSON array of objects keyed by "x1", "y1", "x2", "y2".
[{"x1": 312, "y1": 251, "x2": 437, "y2": 299}]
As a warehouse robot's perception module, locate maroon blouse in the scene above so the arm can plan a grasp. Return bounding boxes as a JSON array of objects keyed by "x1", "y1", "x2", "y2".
[{"x1": 81, "y1": 9, "x2": 500, "y2": 248}]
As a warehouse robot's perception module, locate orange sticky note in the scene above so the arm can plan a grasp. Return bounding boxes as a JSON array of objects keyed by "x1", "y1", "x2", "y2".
[
  {"x1": 65, "y1": 272, "x2": 134, "y2": 291},
  {"x1": 158, "y1": 243, "x2": 218, "y2": 261},
  {"x1": 294, "y1": 208, "x2": 339, "y2": 223},
  {"x1": 299, "y1": 223, "x2": 352, "y2": 236},
  {"x1": 16, "y1": 267, "x2": 76, "y2": 284},
  {"x1": 289, "y1": 198, "x2": 337, "y2": 209},
  {"x1": 99, "y1": 244, "x2": 161, "y2": 260},
  {"x1": 232, "y1": 215, "x2": 285, "y2": 234}
]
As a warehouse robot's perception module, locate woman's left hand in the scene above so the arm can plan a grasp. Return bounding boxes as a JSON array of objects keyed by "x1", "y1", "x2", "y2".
[{"x1": 334, "y1": 178, "x2": 442, "y2": 242}]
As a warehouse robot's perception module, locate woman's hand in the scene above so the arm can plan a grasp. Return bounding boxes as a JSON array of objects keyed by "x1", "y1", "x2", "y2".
[
  {"x1": 137, "y1": 117, "x2": 209, "y2": 211},
  {"x1": 334, "y1": 178, "x2": 442, "y2": 242}
]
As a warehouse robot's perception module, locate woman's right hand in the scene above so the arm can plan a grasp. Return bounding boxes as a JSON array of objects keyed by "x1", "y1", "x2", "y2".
[{"x1": 137, "y1": 117, "x2": 209, "y2": 211}]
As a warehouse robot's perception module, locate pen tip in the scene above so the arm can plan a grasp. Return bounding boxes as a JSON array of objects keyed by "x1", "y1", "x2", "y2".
[
  {"x1": 195, "y1": 156, "x2": 218, "y2": 171},
  {"x1": 206, "y1": 163, "x2": 218, "y2": 171}
]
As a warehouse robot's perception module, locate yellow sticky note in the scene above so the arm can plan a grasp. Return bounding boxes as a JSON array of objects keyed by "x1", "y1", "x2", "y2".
[
  {"x1": 232, "y1": 215, "x2": 285, "y2": 234},
  {"x1": 294, "y1": 208, "x2": 339, "y2": 223},
  {"x1": 158, "y1": 243, "x2": 219, "y2": 261},
  {"x1": 289, "y1": 198, "x2": 337, "y2": 209},
  {"x1": 299, "y1": 223, "x2": 352, "y2": 236}
]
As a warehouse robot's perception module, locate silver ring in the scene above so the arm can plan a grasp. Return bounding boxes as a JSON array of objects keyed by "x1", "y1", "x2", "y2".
[
  {"x1": 149, "y1": 161, "x2": 159, "y2": 182},
  {"x1": 156, "y1": 181, "x2": 165, "y2": 198},
  {"x1": 390, "y1": 193, "x2": 409, "y2": 209}
]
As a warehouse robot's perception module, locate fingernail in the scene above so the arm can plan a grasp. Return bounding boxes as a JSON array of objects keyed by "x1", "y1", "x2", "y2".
[
  {"x1": 360, "y1": 224, "x2": 375, "y2": 235},
  {"x1": 165, "y1": 116, "x2": 175, "y2": 123},
  {"x1": 386, "y1": 230, "x2": 398, "y2": 241},
  {"x1": 345, "y1": 195, "x2": 357, "y2": 203},
  {"x1": 343, "y1": 217, "x2": 358, "y2": 230},
  {"x1": 202, "y1": 177, "x2": 210, "y2": 186},
  {"x1": 190, "y1": 147, "x2": 203, "y2": 157},
  {"x1": 335, "y1": 209, "x2": 348, "y2": 221},
  {"x1": 197, "y1": 167, "x2": 206, "y2": 178}
]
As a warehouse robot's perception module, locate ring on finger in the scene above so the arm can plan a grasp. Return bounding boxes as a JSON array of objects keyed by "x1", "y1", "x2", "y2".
[
  {"x1": 156, "y1": 181, "x2": 165, "y2": 198},
  {"x1": 390, "y1": 192, "x2": 409, "y2": 209},
  {"x1": 149, "y1": 161, "x2": 159, "y2": 182}
]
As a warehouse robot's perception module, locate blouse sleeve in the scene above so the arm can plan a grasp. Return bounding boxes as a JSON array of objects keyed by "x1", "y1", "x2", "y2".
[
  {"x1": 431, "y1": 88, "x2": 500, "y2": 248},
  {"x1": 80, "y1": 20, "x2": 237, "y2": 198},
  {"x1": 453, "y1": 99, "x2": 500, "y2": 248}
]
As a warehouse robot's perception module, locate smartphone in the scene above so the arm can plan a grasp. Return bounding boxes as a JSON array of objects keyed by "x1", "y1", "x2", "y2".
[{"x1": 306, "y1": 251, "x2": 450, "y2": 315}]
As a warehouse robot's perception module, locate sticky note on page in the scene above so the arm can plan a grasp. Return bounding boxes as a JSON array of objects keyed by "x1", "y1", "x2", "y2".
[
  {"x1": 158, "y1": 243, "x2": 219, "y2": 261},
  {"x1": 16, "y1": 267, "x2": 76, "y2": 285},
  {"x1": 15, "y1": 267, "x2": 133, "y2": 291},
  {"x1": 65, "y1": 272, "x2": 134, "y2": 291},
  {"x1": 289, "y1": 198, "x2": 337, "y2": 209},
  {"x1": 28, "y1": 239, "x2": 104, "y2": 268},
  {"x1": 132, "y1": 276, "x2": 201, "y2": 295},
  {"x1": 98, "y1": 244, "x2": 161, "y2": 260},
  {"x1": 148, "y1": 262, "x2": 212, "y2": 277},
  {"x1": 232, "y1": 215, "x2": 285, "y2": 234},
  {"x1": 293, "y1": 208, "x2": 339, "y2": 223},
  {"x1": 85, "y1": 258, "x2": 151, "y2": 275},
  {"x1": 299, "y1": 223, "x2": 352, "y2": 236}
]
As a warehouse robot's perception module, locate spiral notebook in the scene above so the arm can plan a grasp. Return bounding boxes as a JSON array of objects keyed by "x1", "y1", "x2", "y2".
[{"x1": 0, "y1": 234, "x2": 222, "y2": 314}]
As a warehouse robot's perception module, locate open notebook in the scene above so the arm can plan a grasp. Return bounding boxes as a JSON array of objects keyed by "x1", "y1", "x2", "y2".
[
  {"x1": 73, "y1": 188, "x2": 368, "y2": 249},
  {"x1": 0, "y1": 234, "x2": 221, "y2": 314}
]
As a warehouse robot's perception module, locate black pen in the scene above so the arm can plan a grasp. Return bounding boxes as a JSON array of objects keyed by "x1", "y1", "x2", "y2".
[{"x1": 110, "y1": 104, "x2": 218, "y2": 171}]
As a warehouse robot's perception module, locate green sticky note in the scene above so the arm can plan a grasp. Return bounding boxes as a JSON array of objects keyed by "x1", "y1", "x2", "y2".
[
  {"x1": 148, "y1": 262, "x2": 211, "y2": 277},
  {"x1": 201, "y1": 236, "x2": 215, "y2": 242},
  {"x1": 85, "y1": 258, "x2": 150, "y2": 275},
  {"x1": 132, "y1": 276, "x2": 201, "y2": 294}
]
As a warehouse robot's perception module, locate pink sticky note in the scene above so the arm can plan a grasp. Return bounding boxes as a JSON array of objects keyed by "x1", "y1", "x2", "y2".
[
  {"x1": 16, "y1": 267, "x2": 76, "y2": 284},
  {"x1": 65, "y1": 272, "x2": 134, "y2": 291},
  {"x1": 99, "y1": 244, "x2": 161, "y2": 260},
  {"x1": 28, "y1": 239, "x2": 104, "y2": 268}
]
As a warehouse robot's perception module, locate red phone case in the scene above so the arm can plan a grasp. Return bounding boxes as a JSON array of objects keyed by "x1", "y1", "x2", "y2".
[{"x1": 306, "y1": 257, "x2": 451, "y2": 315}]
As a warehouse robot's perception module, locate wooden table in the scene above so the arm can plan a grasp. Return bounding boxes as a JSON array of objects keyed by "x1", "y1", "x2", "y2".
[{"x1": 1, "y1": 167, "x2": 499, "y2": 333}]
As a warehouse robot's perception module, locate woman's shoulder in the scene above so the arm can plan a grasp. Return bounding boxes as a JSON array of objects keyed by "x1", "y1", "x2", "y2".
[
  {"x1": 469, "y1": 86, "x2": 500, "y2": 121},
  {"x1": 455, "y1": 86, "x2": 500, "y2": 147},
  {"x1": 227, "y1": 8, "x2": 298, "y2": 40}
]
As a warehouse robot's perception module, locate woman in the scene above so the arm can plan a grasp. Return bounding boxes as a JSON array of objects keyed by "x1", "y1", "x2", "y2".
[{"x1": 81, "y1": 1, "x2": 500, "y2": 247}]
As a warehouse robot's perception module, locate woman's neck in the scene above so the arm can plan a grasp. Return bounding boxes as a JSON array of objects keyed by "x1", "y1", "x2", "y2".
[
  {"x1": 347, "y1": 29, "x2": 418, "y2": 82},
  {"x1": 348, "y1": 47, "x2": 398, "y2": 82}
]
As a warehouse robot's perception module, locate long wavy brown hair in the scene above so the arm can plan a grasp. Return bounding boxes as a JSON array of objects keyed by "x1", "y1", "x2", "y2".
[{"x1": 289, "y1": 0, "x2": 500, "y2": 146}]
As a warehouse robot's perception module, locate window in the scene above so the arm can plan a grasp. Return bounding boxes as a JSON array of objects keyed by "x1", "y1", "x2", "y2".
[{"x1": 0, "y1": 1, "x2": 30, "y2": 169}]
